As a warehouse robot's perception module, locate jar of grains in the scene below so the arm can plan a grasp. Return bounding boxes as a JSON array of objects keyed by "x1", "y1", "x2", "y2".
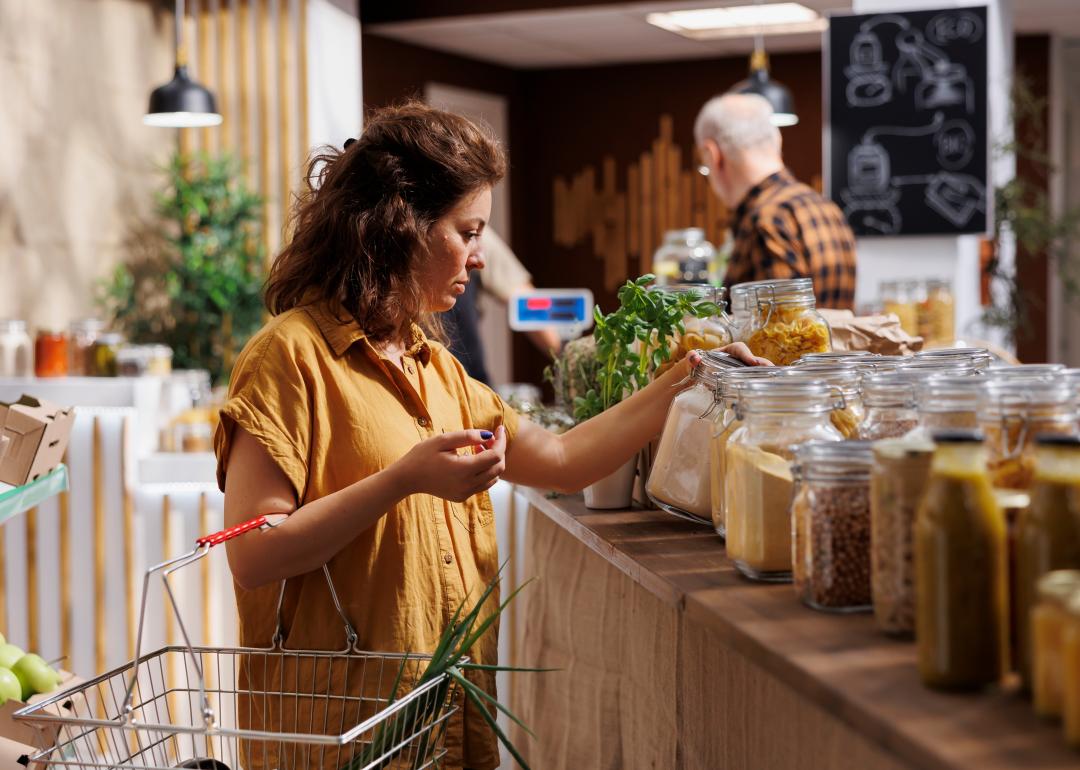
[
  {"x1": 792, "y1": 441, "x2": 874, "y2": 612},
  {"x1": 782, "y1": 363, "x2": 864, "y2": 439},
  {"x1": 871, "y1": 435, "x2": 935, "y2": 636},
  {"x1": 1032, "y1": 570, "x2": 1080, "y2": 718},
  {"x1": 708, "y1": 367, "x2": 780, "y2": 537},
  {"x1": 861, "y1": 372, "x2": 919, "y2": 439},
  {"x1": 724, "y1": 378, "x2": 844, "y2": 581},
  {"x1": 729, "y1": 278, "x2": 831, "y2": 366}
]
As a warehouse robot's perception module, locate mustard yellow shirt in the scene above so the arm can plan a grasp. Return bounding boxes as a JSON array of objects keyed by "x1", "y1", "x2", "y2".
[{"x1": 214, "y1": 301, "x2": 519, "y2": 769}]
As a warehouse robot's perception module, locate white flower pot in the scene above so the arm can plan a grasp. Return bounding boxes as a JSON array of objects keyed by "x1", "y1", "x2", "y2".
[{"x1": 583, "y1": 456, "x2": 638, "y2": 510}]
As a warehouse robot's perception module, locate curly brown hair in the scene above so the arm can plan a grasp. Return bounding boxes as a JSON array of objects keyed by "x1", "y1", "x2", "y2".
[{"x1": 265, "y1": 100, "x2": 506, "y2": 342}]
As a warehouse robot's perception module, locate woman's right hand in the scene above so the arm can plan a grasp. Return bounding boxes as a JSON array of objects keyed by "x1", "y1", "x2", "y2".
[{"x1": 395, "y1": 426, "x2": 507, "y2": 502}]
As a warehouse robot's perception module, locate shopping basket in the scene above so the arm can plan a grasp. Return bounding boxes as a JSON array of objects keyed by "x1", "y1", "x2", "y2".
[{"x1": 14, "y1": 515, "x2": 463, "y2": 770}]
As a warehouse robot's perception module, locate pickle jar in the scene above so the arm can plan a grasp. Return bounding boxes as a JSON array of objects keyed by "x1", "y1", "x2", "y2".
[
  {"x1": 33, "y1": 330, "x2": 68, "y2": 378},
  {"x1": 792, "y1": 441, "x2": 874, "y2": 612},
  {"x1": 729, "y1": 278, "x2": 831, "y2": 366},
  {"x1": 709, "y1": 367, "x2": 780, "y2": 537},
  {"x1": 860, "y1": 372, "x2": 918, "y2": 440},
  {"x1": 781, "y1": 363, "x2": 864, "y2": 439},
  {"x1": 1016, "y1": 436, "x2": 1080, "y2": 691},
  {"x1": 977, "y1": 379, "x2": 1078, "y2": 491},
  {"x1": 1032, "y1": 570, "x2": 1080, "y2": 718},
  {"x1": 871, "y1": 435, "x2": 935, "y2": 637},
  {"x1": 915, "y1": 430, "x2": 1010, "y2": 690},
  {"x1": 647, "y1": 350, "x2": 741, "y2": 523},
  {"x1": 724, "y1": 379, "x2": 844, "y2": 582},
  {"x1": 90, "y1": 332, "x2": 125, "y2": 377},
  {"x1": 68, "y1": 318, "x2": 104, "y2": 376},
  {"x1": 1064, "y1": 590, "x2": 1080, "y2": 747}
]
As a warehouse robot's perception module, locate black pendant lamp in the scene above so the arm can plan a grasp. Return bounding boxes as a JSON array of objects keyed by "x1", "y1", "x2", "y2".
[
  {"x1": 729, "y1": 38, "x2": 798, "y2": 127},
  {"x1": 144, "y1": 0, "x2": 222, "y2": 128}
]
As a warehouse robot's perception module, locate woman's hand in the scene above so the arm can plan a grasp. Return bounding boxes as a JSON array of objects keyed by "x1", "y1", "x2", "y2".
[
  {"x1": 718, "y1": 342, "x2": 773, "y2": 366},
  {"x1": 395, "y1": 426, "x2": 508, "y2": 502}
]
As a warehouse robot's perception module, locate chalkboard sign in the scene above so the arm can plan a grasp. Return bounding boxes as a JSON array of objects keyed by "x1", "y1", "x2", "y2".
[{"x1": 826, "y1": 6, "x2": 988, "y2": 237}]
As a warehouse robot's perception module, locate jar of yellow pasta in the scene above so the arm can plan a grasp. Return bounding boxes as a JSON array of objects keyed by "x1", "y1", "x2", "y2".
[
  {"x1": 729, "y1": 278, "x2": 831, "y2": 366},
  {"x1": 652, "y1": 283, "x2": 734, "y2": 377}
]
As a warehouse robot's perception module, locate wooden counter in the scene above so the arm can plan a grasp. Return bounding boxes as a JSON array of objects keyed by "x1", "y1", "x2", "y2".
[{"x1": 507, "y1": 489, "x2": 1080, "y2": 770}]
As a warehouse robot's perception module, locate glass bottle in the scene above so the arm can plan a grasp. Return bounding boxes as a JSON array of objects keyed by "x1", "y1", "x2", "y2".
[
  {"x1": 871, "y1": 435, "x2": 935, "y2": 637},
  {"x1": 708, "y1": 367, "x2": 780, "y2": 537},
  {"x1": 729, "y1": 278, "x2": 831, "y2": 366},
  {"x1": 1032, "y1": 570, "x2": 1080, "y2": 718},
  {"x1": 1015, "y1": 436, "x2": 1080, "y2": 691},
  {"x1": 0, "y1": 320, "x2": 33, "y2": 377},
  {"x1": 915, "y1": 430, "x2": 1009, "y2": 690},
  {"x1": 860, "y1": 372, "x2": 918, "y2": 439},
  {"x1": 781, "y1": 364, "x2": 863, "y2": 439},
  {"x1": 724, "y1": 379, "x2": 844, "y2": 581},
  {"x1": 652, "y1": 228, "x2": 717, "y2": 285},
  {"x1": 977, "y1": 380, "x2": 1077, "y2": 491},
  {"x1": 68, "y1": 318, "x2": 104, "y2": 376},
  {"x1": 647, "y1": 351, "x2": 741, "y2": 523},
  {"x1": 792, "y1": 441, "x2": 874, "y2": 612}
]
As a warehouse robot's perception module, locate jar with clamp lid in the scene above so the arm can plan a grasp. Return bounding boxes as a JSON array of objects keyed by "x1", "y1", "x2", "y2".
[
  {"x1": 781, "y1": 363, "x2": 863, "y2": 439},
  {"x1": 652, "y1": 229, "x2": 718, "y2": 285},
  {"x1": 729, "y1": 278, "x2": 831, "y2": 366},
  {"x1": 653, "y1": 284, "x2": 733, "y2": 377},
  {"x1": 861, "y1": 372, "x2": 918, "y2": 440},
  {"x1": 914, "y1": 347, "x2": 992, "y2": 372}
]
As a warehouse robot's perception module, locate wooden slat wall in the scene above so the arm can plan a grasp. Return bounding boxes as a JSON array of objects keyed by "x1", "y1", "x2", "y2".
[
  {"x1": 553, "y1": 114, "x2": 732, "y2": 288},
  {"x1": 179, "y1": 0, "x2": 311, "y2": 262}
]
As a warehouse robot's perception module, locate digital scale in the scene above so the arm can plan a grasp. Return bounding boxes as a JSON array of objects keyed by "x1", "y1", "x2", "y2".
[{"x1": 508, "y1": 289, "x2": 594, "y2": 340}]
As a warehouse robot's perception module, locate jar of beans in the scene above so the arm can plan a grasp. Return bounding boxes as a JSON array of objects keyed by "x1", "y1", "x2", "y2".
[{"x1": 792, "y1": 441, "x2": 874, "y2": 612}]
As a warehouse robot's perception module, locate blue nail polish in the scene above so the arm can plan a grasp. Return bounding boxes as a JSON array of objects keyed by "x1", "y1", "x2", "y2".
[{"x1": 480, "y1": 430, "x2": 493, "y2": 440}]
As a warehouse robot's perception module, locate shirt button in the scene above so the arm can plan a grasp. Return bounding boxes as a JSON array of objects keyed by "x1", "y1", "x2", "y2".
[
  {"x1": 443, "y1": 553, "x2": 453, "y2": 564},
  {"x1": 417, "y1": 416, "x2": 430, "y2": 428},
  {"x1": 406, "y1": 364, "x2": 415, "y2": 374}
]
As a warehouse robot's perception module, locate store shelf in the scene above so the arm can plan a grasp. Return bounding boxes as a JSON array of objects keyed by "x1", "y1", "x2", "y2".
[{"x1": 0, "y1": 465, "x2": 68, "y2": 525}]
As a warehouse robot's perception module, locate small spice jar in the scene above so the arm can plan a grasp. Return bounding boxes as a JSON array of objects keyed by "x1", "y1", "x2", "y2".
[
  {"x1": 1032, "y1": 570, "x2": 1080, "y2": 718},
  {"x1": 871, "y1": 435, "x2": 935, "y2": 637},
  {"x1": 68, "y1": 318, "x2": 104, "y2": 376},
  {"x1": 0, "y1": 320, "x2": 33, "y2": 377},
  {"x1": 792, "y1": 441, "x2": 874, "y2": 612},
  {"x1": 730, "y1": 278, "x2": 831, "y2": 366},
  {"x1": 725, "y1": 379, "x2": 844, "y2": 581},
  {"x1": 977, "y1": 379, "x2": 1077, "y2": 491},
  {"x1": 647, "y1": 350, "x2": 741, "y2": 523},
  {"x1": 1015, "y1": 435, "x2": 1080, "y2": 691},
  {"x1": 709, "y1": 367, "x2": 780, "y2": 537},
  {"x1": 781, "y1": 363, "x2": 864, "y2": 439},
  {"x1": 915, "y1": 430, "x2": 1010, "y2": 690},
  {"x1": 90, "y1": 332, "x2": 125, "y2": 377},
  {"x1": 1063, "y1": 591, "x2": 1080, "y2": 747},
  {"x1": 33, "y1": 329, "x2": 68, "y2": 378},
  {"x1": 860, "y1": 372, "x2": 918, "y2": 439}
]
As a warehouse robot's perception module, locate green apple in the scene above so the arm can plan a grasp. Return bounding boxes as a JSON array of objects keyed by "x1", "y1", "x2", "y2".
[
  {"x1": 11, "y1": 654, "x2": 59, "y2": 701},
  {"x1": 0, "y1": 643, "x2": 24, "y2": 670},
  {"x1": 0, "y1": 667, "x2": 20, "y2": 705}
]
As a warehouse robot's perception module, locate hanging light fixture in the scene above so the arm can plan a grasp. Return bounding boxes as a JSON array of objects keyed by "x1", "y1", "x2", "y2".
[
  {"x1": 144, "y1": 0, "x2": 222, "y2": 128},
  {"x1": 727, "y1": 3, "x2": 799, "y2": 127}
]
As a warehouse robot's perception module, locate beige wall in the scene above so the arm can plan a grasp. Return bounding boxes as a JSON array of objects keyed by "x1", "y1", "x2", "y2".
[{"x1": 0, "y1": 0, "x2": 174, "y2": 332}]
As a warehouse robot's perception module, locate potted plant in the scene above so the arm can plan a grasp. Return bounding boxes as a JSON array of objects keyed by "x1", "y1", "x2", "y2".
[{"x1": 569, "y1": 275, "x2": 720, "y2": 509}]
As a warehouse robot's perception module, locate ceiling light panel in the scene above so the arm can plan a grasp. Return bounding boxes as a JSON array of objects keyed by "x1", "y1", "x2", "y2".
[{"x1": 647, "y1": 3, "x2": 828, "y2": 40}]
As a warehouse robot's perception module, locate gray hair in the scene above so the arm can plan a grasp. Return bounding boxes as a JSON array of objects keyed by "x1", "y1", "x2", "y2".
[{"x1": 694, "y1": 93, "x2": 780, "y2": 154}]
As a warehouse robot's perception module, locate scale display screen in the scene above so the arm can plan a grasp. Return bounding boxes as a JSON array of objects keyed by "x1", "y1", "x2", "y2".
[{"x1": 509, "y1": 289, "x2": 594, "y2": 333}]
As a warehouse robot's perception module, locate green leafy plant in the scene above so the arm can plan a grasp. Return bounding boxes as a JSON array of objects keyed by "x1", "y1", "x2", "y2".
[
  {"x1": 344, "y1": 563, "x2": 551, "y2": 770},
  {"x1": 100, "y1": 151, "x2": 265, "y2": 384},
  {"x1": 572, "y1": 275, "x2": 719, "y2": 422}
]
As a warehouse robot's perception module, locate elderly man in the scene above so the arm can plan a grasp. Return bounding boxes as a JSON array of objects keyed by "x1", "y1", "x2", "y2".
[{"x1": 695, "y1": 93, "x2": 857, "y2": 310}]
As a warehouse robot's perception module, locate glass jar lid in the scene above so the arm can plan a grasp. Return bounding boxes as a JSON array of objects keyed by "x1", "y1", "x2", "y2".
[
  {"x1": 863, "y1": 372, "x2": 918, "y2": 408},
  {"x1": 797, "y1": 351, "x2": 875, "y2": 363},
  {"x1": 914, "y1": 347, "x2": 992, "y2": 369},
  {"x1": 692, "y1": 349, "x2": 747, "y2": 387},
  {"x1": 977, "y1": 378, "x2": 1077, "y2": 418},
  {"x1": 781, "y1": 363, "x2": 861, "y2": 394},
  {"x1": 917, "y1": 375, "x2": 981, "y2": 414},
  {"x1": 983, "y1": 364, "x2": 1065, "y2": 381},
  {"x1": 0, "y1": 319, "x2": 28, "y2": 333},
  {"x1": 897, "y1": 359, "x2": 979, "y2": 377},
  {"x1": 794, "y1": 440, "x2": 874, "y2": 481},
  {"x1": 735, "y1": 378, "x2": 840, "y2": 415},
  {"x1": 95, "y1": 332, "x2": 125, "y2": 346},
  {"x1": 729, "y1": 277, "x2": 815, "y2": 310},
  {"x1": 1037, "y1": 570, "x2": 1080, "y2": 606},
  {"x1": 69, "y1": 318, "x2": 105, "y2": 335},
  {"x1": 853, "y1": 355, "x2": 908, "y2": 374}
]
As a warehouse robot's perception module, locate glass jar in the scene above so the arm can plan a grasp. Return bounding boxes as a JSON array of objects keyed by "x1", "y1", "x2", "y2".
[
  {"x1": 724, "y1": 379, "x2": 844, "y2": 581},
  {"x1": 1067, "y1": 369, "x2": 1080, "y2": 430},
  {"x1": 33, "y1": 330, "x2": 68, "y2": 378},
  {"x1": 860, "y1": 372, "x2": 918, "y2": 439},
  {"x1": 881, "y1": 280, "x2": 919, "y2": 337},
  {"x1": 871, "y1": 435, "x2": 935, "y2": 637},
  {"x1": 90, "y1": 332, "x2": 125, "y2": 377},
  {"x1": 145, "y1": 345, "x2": 174, "y2": 375},
  {"x1": 652, "y1": 228, "x2": 718, "y2": 285},
  {"x1": 1064, "y1": 591, "x2": 1080, "y2": 747},
  {"x1": 914, "y1": 375, "x2": 981, "y2": 438},
  {"x1": 915, "y1": 430, "x2": 1009, "y2": 690},
  {"x1": 653, "y1": 284, "x2": 733, "y2": 378},
  {"x1": 1016, "y1": 436, "x2": 1080, "y2": 691},
  {"x1": 919, "y1": 279, "x2": 955, "y2": 347},
  {"x1": 0, "y1": 320, "x2": 33, "y2": 377},
  {"x1": 730, "y1": 278, "x2": 831, "y2": 366},
  {"x1": 68, "y1": 318, "x2": 104, "y2": 376},
  {"x1": 977, "y1": 380, "x2": 1078, "y2": 491},
  {"x1": 914, "y1": 347, "x2": 992, "y2": 371},
  {"x1": 796, "y1": 351, "x2": 875, "y2": 365},
  {"x1": 856, "y1": 355, "x2": 909, "y2": 374},
  {"x1": 1032, "y1": 570, "x2": 1080, "y2": 718},
  {"x1": 792, "y1": 441, "x2": 874, "y2": 612},
  {"x1": 782, "y1": 364, "x2": 864, "y2": 439},
  {"x1": 708, "y1": 367, "x2": 780, "y2": 537},
  {"x1": 648, "y1": 351, "x2": 739, "y2": 523}
]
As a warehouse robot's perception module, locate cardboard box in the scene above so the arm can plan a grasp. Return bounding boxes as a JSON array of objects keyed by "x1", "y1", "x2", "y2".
[
  {"x1": 0, "y1": 397, "x2": 75, "y2": 487},
  {"x1": 0, "y1": 434, "x2": 9, "y2": 468},
  {"x1": 0, "y1": 670, "x2": 86, "y2": 753}
]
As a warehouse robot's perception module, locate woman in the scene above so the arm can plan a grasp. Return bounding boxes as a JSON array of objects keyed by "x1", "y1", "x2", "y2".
[{"x1": 215, "y1": 101, "x2": 765, "y2": 770}]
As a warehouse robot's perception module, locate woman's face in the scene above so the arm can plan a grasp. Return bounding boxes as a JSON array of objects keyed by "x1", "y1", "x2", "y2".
[{"x1": 420, "y1": 186, "x2": 493, "y2": 313}]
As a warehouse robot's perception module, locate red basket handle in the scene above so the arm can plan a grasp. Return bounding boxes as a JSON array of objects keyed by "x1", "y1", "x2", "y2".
[{"x1": 196, "y1": 515, "x2": 269, "y2": 547}]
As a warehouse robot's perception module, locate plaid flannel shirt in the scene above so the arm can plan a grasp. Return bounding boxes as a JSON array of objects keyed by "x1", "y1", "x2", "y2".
[{"x1": 723, "y1": 169, "x2": 858, "y2": 310}]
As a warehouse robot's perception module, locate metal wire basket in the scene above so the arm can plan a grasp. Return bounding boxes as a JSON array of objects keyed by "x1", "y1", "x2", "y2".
[{"x1": 14, "y1": 516, "x2": 462, "y2": 770}]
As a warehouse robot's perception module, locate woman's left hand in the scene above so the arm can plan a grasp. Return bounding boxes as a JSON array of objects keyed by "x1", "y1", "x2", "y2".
[{"x1": 718, "y1": 342, "x2": 773, "y2": 367}]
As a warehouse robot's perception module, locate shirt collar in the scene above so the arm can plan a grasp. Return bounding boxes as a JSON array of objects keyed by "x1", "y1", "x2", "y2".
[
  {"x1": 733, "y1": 168, "x2": 795, "y2": 225},
  {"x1": 304, "y1": 301, "x2": 431, "y2": 365}
]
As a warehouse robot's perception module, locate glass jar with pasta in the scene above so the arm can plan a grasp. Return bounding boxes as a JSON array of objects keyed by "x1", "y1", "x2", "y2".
[
  {"x1": 729, "y1": 278, "x2": 831, "y2": 366},
  {"x1": 724, "y1": 378, "x2": 844, "y2": 581},
  {"x1": 652, "y1": 283, "x2": 733, "y2": 377},
  {"x1": 781, "y1": 364, "x2": 864, "y2": 439},
  {"x1": 977, "y1": 379, "x2": 1078, "y2": 491}
]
